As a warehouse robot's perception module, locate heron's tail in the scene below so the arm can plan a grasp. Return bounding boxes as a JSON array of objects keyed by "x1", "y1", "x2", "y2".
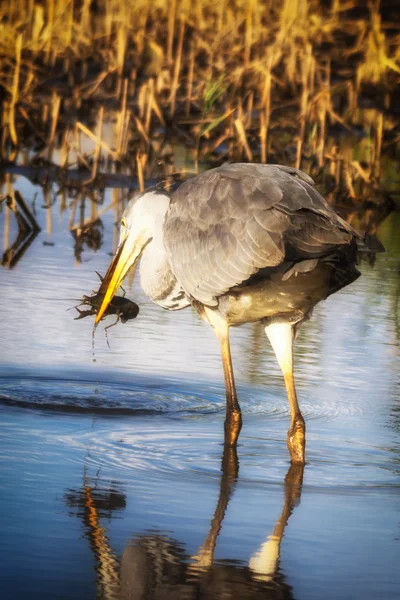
[{"x1": 357, "y1": 233, "x2": 385, "y2": 253}]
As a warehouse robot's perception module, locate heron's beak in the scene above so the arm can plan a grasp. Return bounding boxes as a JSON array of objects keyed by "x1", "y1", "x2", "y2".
[{"x1": 95, "y1": 232, "x2": 147, "y2": 324}]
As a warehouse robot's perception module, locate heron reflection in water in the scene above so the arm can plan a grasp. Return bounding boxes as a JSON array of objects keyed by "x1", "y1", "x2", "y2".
[
  {"x1": 67, "y1": 450, "x2": 303, "y2": 600},
  {"x1": 95, "y1": 163, "x2": 383, "y2": 463}
]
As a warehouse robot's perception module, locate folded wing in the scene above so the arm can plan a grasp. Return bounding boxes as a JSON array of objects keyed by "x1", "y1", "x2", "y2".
[{"x1": 163, "y1": 163, "x2": 361, "y2": 306}]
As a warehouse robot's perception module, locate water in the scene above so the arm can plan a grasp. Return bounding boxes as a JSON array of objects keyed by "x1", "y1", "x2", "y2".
[{"x1": 0, "y1": 175, "x2": 399, "y2": 599}]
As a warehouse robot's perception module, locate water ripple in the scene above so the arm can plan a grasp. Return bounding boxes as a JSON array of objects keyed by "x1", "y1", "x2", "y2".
[
  {"x1": 1, "y1": 374, "x2": 398, "y2": 492},
  {"x1": 0, "y1": 374, "x2": 366, "y2": 423},
  {"x1": 0, "y1": 376, "x2": 223, "y2": 416}
]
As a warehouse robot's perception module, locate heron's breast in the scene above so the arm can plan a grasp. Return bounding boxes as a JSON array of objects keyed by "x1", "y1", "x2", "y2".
[
  {"x1": 152, "y1": 279, "x2": 191, "y2": 310},
  {"x1": 139, "y1": 251, "x2": 190, "y2": 310}
]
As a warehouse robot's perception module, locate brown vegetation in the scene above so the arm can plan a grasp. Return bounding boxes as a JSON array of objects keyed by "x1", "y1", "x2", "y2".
[{"x1": 0, "y1": 1, "x2": 399, "y2": 205}]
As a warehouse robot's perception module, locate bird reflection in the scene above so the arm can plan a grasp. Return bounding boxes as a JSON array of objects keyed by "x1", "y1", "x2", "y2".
[
  {"x1": 64, "y1": 476, "x2": 126, "y2": 600},
  {"x1": 66, "y1": 452, "x2": 304, "y2": 600}
]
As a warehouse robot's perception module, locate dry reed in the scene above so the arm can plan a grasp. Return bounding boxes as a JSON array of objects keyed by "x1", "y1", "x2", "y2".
[{"x1": 0, "y1": 0, "x2": 398, "y2": 205}]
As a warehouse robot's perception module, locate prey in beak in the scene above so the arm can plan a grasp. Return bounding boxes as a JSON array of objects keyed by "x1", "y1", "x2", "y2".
[{"x1": 95, "y1": 232, "x2": 148, "y2": 324}]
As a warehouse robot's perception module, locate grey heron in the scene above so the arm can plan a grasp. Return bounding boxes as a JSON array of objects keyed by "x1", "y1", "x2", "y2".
[{"x1": 95, "y1": 163, "x2": 381, "y2": 464}]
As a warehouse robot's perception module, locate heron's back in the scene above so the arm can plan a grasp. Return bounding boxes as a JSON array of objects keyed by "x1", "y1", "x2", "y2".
[{"x1": 164, "y1": 163, "x2": 372, "y2": 311}]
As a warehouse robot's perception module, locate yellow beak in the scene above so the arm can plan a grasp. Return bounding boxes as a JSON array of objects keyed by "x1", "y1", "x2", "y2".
[{"x1": 95, "y1": 233, "x2": 145, "y2": 324}]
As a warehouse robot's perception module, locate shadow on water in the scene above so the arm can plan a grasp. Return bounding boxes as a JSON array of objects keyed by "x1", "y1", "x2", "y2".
[{"x1": 65, "y1": 446, "x2": 302, "y2": 600}]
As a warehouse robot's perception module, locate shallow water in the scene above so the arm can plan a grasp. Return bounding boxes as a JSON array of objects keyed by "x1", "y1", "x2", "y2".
[{"x1": 0, "y1": 176, "x2": 399, "y2": 599}]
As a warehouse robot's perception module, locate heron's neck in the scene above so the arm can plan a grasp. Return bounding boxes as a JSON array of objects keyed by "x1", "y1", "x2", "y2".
[
  {"x1": 139, "y1": 199, "x2": 188, "y2": 308},
  {"x1": 140, "y1": 237, "x2": 186, "y2": 308},
  {"x1": 146, "y1": 195, "x2": 169, "y2": 254},
  {"x1": 146, "y1": 214, "x2": 167, "y2": 260}
]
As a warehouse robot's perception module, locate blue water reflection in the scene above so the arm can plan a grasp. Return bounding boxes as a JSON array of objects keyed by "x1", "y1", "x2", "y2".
[{"x1": 0, "y1": 177, "x2": 399, "y2": 599}]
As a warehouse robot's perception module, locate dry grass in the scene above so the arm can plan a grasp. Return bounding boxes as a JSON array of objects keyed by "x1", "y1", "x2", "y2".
[{"x1": 0, "y1": 0, "x2": 399, "y2": 203}]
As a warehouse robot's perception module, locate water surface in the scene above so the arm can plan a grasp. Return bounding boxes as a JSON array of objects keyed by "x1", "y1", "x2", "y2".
[{"x1": 0, "y1": 176, "x2": 399, "y2": 599}]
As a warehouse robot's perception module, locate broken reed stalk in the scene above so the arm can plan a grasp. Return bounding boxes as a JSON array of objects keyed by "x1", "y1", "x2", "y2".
[
  {"x1": 260, "y1": 112, "x2": 267, "y2": 164},
  {"x1": 134, "y1": 115, "x2": 149, "y2": 144},
  {"x1": 341, "y1": 141, "x2": 357, "y2": 199},
  {"x1": 45, "y1": 0, "x2": 55, "y2": 62},
  {"x1": 121, "y1": 110, "x2": 132, "y2": 156},
  {"x1": 217, "y1": 0, "x2": 224, "y2": 42},
  {"x1": 76, "y1": 121, "x2": 118, "y2": 161},
  {"x1": 245, "y1": 92, "x2": 254, "y2": 129},
  {"x1": 244, "y1": 0, "x2": 254, "y2": 68},
  {"x1": 373, "y1": 111, "x2": 383, "y2": 180},
  {"x1": 21, "y1": 62, "x2": 35, "y2": 96},
  {"x1": 144, "y1": 79, "x2": 154, "y2": 135},
  {"x1": 170, "y1": 18, "x2": 185, "y2": 118},
  {"x1": 260, "y1": 56, "x2": 272, "y2": 163},
  {"x1": 9, "y1": 34, "x2": 22, "y2": 146},
  {"x1": 116, "y1": 24, "x2": 127, "y2": 77},
  {"x1": 48, "y1": 91, "x2": 61, "y2": 163},
  {"x1": 186, "y1": 40, "x2": 195, "y2": 116},
  {"x1": 317, "y1": 60, "x2": 330, "y2": 167},
  {"x1": 167, "y1": 0, "x2": 177, "y2": 65},
  {"x1": 117, "y1": 79, "x2": 128, "y2": 158},
  {"x1": 296, "y1": 44, "x2": 313, "y2": 170},
  {"x1": 136, "y1": 152, "x2": 146, "y2": 192},
  {"x1": 60, "y1": 128, "x2": 70, "y2": 168},
  {"x1": 151, "y1": 95, "x2": 165, "y2": 127},
  {"x1": 234, "y1": 115, "x2": 253, "y2": 161},
  {"x1": 92, "y1": 105, "x2": 104, "y2": 182}
]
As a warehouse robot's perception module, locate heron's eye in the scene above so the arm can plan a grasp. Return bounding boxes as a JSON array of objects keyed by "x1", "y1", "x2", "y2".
[{"x1": 121, "y1": 218, "x2": 126, "y2": 228}]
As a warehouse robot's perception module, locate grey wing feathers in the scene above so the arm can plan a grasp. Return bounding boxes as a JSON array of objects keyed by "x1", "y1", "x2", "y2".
[{"x1": 163, "y1": 163, "x2": 360, "y2": 306}]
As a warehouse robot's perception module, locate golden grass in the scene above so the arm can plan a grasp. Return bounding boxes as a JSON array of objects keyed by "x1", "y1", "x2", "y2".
[{"x1": 0, "y1": 0, "x2": 398, "y2": 202}]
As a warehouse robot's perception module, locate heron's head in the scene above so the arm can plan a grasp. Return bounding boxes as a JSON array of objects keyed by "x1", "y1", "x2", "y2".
[{"x1": 95, "y1": 190, "x2": 170, "y2": 324}]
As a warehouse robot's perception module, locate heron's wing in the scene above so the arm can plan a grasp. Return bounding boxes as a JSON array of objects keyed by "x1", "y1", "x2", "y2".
[{"x1": 164, "y1": 163, "x2": 359, "y2": 306}]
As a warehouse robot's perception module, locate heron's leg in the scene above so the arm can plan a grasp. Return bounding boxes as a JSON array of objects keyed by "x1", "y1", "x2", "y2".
[
  {"x1": 204, "y1": 308, "x2": 242, "y2": 447},
  {"x1": 264, "y1": 321, "x2": 305, "y2": 464}
]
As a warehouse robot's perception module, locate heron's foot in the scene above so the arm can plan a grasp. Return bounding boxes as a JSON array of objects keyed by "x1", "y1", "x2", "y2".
[
  {"x1": 287, "y1": 416, "x2": 306, "y2": 464},
  {"x1": 224, "y1": 410, "x2": 242, "y2": 447}
]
